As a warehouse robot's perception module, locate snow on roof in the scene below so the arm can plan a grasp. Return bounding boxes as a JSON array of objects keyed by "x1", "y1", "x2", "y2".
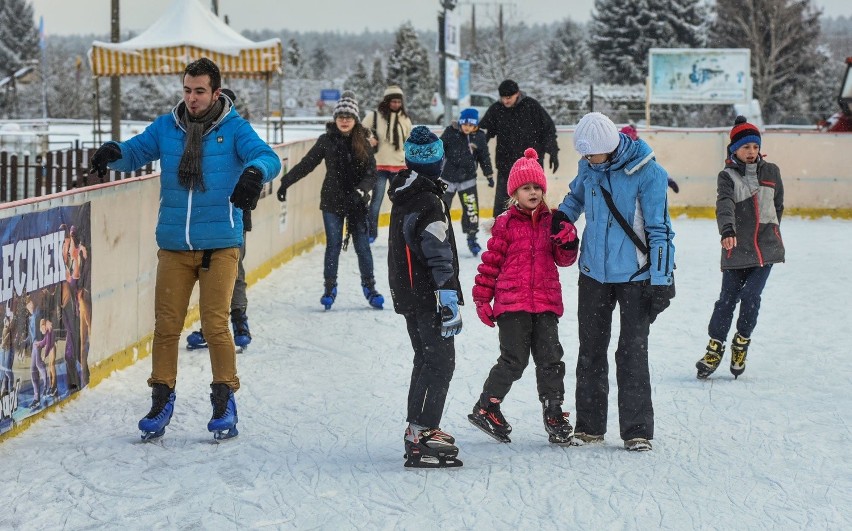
[{"x1": 90, "y1": 0, "x2": 279, "y2": 57}]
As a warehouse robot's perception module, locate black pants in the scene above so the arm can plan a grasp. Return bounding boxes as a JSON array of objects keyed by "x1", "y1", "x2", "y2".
[
  {"x1": 442, "y1": 184, "x2": 480, "y2": 236},
  {"x1": 483, "y1": 311, "x2": 565, "y2": 402},
  {"x1": 492, "y1": 168, "x2": 511, "y2": 218},
  {"x1": 575, "y1": 274, "x2": 654, "y2": 441},
  {"x1": 404, "y1": 310, "x2": 456, "y2": 428}
]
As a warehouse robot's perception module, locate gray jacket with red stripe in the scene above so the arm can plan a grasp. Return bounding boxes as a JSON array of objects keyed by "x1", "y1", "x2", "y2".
[{"x1": 716, "y1": 157, "x2": 785, "y2": 269}]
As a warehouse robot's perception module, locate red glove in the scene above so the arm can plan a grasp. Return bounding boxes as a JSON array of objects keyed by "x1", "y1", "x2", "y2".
[
  {"x1": 476, "y1": 302, "x2": 495, "y2": 327},
  {"x1": 551, "y1": 220, "x2": 579, "y2": 250}
]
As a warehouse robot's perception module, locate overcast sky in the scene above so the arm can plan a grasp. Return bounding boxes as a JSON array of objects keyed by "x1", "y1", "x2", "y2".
[{"x1": 30, "y1": 0, "x2": 851, "y2": 37}]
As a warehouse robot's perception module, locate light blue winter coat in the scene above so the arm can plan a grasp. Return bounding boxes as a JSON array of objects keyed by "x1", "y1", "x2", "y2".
[
  {"x1": 108, "y1": 99, "x2": 281, "y2": 251},
  {"x1": 556, "y1": 134, "x2": 675, "y2": 286}
]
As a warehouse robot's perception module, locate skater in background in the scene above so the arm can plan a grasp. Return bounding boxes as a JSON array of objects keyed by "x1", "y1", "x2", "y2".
[
  {"x1": 552, "y1": 112, "x2": 675, "y2": 452},
  {"x1": 696, "y1": 116, "x2": 785, "y2": 380},
  {"x1": 89, "y1": 57, "x2": 281, "y2": 440},
  {"x1": 0, "y1": 306, "x2": 14, "y2": 397},
  {"x1": 468, "y1": 148, "x2": 578, "y2": 445},
  {"x1": 479, "y1": 79, "x2": 559, "y2": 218},
  {"x1": 387, "y1": 126, "x2": 464, "y2": 468},
  {"x1": 439, "y1": 108, "x2": 494, "y2": 256},
  {"x1": 187, "y1": 88, "x2": 252, "y2": 352},
  {"x1": 277, "y1": 91, "x2": 384, "y2": 310},
  {"x1": 620, "y1": 124, "x2": 680, "y2": 193},
  {"x1": 34, "y1": 319, "x2": 57, "y2": 398},
  {"x1": 363, "y1": 84, "x2": 413, "y2": 243},
  {"x1": 25, "y1": 296, "x2": 46, "y2": 409}
]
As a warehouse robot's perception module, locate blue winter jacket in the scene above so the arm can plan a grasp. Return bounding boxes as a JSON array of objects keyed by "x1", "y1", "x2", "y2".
[
  {"x1": 557, "y1": 134, "x2": 675, "y2": 286},
  {"x1": 108, "y1": 100, "x2": 281, "y2": 251}
]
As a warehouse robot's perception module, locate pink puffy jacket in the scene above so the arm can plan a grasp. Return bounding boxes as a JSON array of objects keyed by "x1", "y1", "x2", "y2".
[{"x1": 472, "y1": 204, "x2": 577, "y2": 319}]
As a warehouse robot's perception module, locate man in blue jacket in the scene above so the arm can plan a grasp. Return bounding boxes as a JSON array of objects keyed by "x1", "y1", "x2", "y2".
[
  {"x1": 551, "y1": 112, "x2": 675, "y2": 452},
  {"x1": 90, "y1": 58, "x2": 281, "y2": 441}
]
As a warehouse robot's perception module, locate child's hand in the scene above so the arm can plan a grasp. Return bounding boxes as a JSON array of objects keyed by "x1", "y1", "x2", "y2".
[
  {"x1": 475, "y1": 302, "x2": 495, "y2": 327},
  {"x1": 485, "y1": 175, "x2": 495, "y2": 188},
  {"x1": 551, "y1": 220, "x2": 578, "y2": 249}
]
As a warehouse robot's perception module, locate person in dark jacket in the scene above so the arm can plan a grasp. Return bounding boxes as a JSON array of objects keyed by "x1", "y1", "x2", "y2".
[
  {"x1": 440, "y1": 108, "x2": 494, "y2": 256},
  {"x1": 478, "y1": 79, "x2": 558, "y2": 218},
  {"x1": 277, "y1": 91, "x2": 384, "y2": 311},
  {"x1": 387, "y1": 126, "x2": 464, "y2": 468},
  {"x1": 696, "y1": 116, "x2": 785, "y2": 380}
]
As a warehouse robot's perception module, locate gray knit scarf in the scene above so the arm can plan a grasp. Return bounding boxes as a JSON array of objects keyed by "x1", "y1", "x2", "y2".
[{"x1": 178, "y1": 99, "x2": 224, "y2": 191}]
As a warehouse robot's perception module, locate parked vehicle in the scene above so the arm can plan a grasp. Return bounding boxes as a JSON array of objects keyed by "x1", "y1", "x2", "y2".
[
  {"x1": 820, "y1": 56, "x2": 852, "y2": 132},
  {"x1": 430, "y1": 92, "x2": 497, "y2": 125}
]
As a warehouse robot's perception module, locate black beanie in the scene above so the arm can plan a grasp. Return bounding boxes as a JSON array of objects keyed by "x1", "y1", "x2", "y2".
[{"x1": 498, "y1": 79, "x2": 519, "y2": 97}]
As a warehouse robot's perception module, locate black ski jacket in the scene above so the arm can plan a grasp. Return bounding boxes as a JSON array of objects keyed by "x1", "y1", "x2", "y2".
[
  {"x1": 439, "y1": 122, "x2": 493, "y2": 184},
  {"x1": 478, "y1": 93, "x2": 558, "y2": 175}
]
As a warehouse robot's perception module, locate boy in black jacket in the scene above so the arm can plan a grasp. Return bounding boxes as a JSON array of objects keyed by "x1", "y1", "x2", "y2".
[{"x1": 387, "y1": 126, "x2": 464, "y2": 468}]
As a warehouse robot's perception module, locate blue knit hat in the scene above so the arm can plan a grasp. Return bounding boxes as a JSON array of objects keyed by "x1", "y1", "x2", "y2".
[
  {"x1": 404, "y1": 126, "x2": 445, "y2": 177},
  {"x1": 459, "y1": 108, "x2": 479, "y2": 126}
]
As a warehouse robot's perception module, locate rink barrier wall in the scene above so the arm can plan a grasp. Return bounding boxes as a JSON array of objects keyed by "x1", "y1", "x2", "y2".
[{"x1": 1, "y1": 129, "x2": 850, "y2": 441}]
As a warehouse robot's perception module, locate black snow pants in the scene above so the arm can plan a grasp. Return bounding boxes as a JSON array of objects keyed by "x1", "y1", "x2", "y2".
[
  {"x1": 482, "y1": 311, "x2": 566, "y2": 402},
  {"x1": 441, "y1": 183, "x2": 480, "y2": 236},
  {"x1": 575, "y1": 273, "x2": 654, "y2": 441},
  {"x1": 404, "y1": 310, "x2": 456, "y2": 428}
]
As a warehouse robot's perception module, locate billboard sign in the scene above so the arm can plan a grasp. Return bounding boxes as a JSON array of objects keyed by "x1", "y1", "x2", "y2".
[{"x1": 649, "y1": 48, "x2": 751, "y2": 104}]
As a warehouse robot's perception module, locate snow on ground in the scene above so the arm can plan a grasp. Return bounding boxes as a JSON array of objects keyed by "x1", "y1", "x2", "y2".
[{"x1": 1, "y1": 216, "x2": 850, "y2": 529}]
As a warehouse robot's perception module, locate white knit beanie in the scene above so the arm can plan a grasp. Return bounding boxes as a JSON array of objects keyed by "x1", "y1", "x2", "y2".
[{"x1": 574, "y1": 112, "x2": 620, "y2": 156}]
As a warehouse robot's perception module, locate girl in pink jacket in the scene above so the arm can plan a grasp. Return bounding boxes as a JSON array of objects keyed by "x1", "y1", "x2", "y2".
[{"x1": 468, "y1": 148, "x2": 579, "y2": 445}]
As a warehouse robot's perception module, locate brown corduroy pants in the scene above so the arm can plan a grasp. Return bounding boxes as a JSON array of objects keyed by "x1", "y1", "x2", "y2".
[{"x1": 149, "y1": 248, "x2": 240, "y2": 391}]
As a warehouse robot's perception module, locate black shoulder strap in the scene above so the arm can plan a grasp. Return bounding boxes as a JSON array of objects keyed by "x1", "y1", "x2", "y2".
[{"x1": 599, "y1": 186, "x2": 648, "y2": 255}]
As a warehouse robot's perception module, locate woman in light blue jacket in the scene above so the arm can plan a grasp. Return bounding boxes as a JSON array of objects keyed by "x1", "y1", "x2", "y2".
[{"x1": 551, "y1": 112, "x2": 675, "y2": 452}]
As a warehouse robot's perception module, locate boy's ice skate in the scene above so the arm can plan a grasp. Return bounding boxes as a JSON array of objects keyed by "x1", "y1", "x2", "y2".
[
  {"x1": 361, "y1": 278, "x2": 384, "y2": 309},
  {"x1": 729, "y1": 333, "x2": 751, "y2": 379},
  {"x1": 208, "y1": 383, "x2": 239, "y2": 441},
  {"x1": 186, "y1": 329, "x2": 207, "y2": 350},
  {"x1": 403, "y1": 425, "x2": 463, "y2": 468},
  {"x1": 624, "y1": 437, "x2": 653, "y2": 451},
  {"x1": 320, "y1": 279, "x2": 337, "y2": 311},
  {"x1": 138, "y1": 383, "x2": 175, "y2": 441},
  {"x1": 696, "y1": 338, "x2": 725, "y2": 379},
  {"x1": 231, "y1": 308, "x2": 251, "y2": 352},
  {"x1": 542, "y1": 399, "x2": 573, "y2": 445},
  {"x1": 467, "y1": 234, "x2": 481, "y2": 257},
  {"x1": 467, "y1": 395, "x2": 512, "y2": 443}
]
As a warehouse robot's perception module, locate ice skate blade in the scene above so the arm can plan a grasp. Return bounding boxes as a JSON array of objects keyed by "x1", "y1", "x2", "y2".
[
  {"x1": 140, "y1": 429, "x2": 165, "y2": 442},
  {"x1": 467, "y1": 414, "x2": 511, "y2": 443},
  {"x1": 548, "y1": 434, "x2": 574, "y2": 446},
  {"x1": 212, "y1": 426, "x2": 239, "y2": 442},
  {"x1": 404, "y1": 455, "x2": 463, "y2": 468}
]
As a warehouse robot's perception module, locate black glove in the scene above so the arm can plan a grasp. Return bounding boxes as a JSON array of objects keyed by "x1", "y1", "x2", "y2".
[
  {"x1": 485, "y1": 174, "x2": 495, "y2": 188},
  {"x1": 355, "y1": 186, "x2": 371, "y2": 205},
  {"x1": 667, "y1": 178, "x2": 679, "y2": 193},
  {"x1": 276, "y1": 179, "x2": 288, "y2": 202},
  {"x1": 90, "y1": 143, "x2": 122, "y2": 177},
  {"x1": 551, "y1": 209, "x2": 571, "y2": 236},
  {"x1": 549, "y1": 152, "x2": 559, "y2": 173},
  {"x1": 230, "y1": 167, "x2": 264, "y2": 210},
  {"x1": 648, "y1": 284, "x2": 675, "y2": 323}
]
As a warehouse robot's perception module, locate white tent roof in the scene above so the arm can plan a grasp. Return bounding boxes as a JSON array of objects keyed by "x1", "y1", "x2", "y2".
[{"x1": 91, "y1": 0, "x2": 279, "y2": 56}]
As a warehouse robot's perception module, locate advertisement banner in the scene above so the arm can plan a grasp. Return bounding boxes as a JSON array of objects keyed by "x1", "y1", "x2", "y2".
[
  {"x1": 0, "y1": 203, "x2": 92, "y2": 435},
  {"x1": 444, "y1": 10, "x2": 460, "y2": 57},
  {"x1": 458, "y1": 60, "x2": 471, "y2": 108},
  {"x1": 445, "y1": 57, "x2": 459, "y2": 100},
  {"x1": 649, "y1": 48, "x2": 751, "y2": 104}
]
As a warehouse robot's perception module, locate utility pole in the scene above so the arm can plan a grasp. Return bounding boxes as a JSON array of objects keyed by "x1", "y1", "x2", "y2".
[
  {"x1": 110, "y1": 0, "x2": 121, "y2": 142},
  {"x1": 211, "y1": 0, "x2": 219, "y2": 16},
  {"x1": 439, "y1": 0, "x2": 458, "y2": 128}
]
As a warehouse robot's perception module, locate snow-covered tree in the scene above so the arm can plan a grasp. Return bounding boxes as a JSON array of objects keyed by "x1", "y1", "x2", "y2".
[
  {"x1": 386, "y1": 22, "x2": 433, "y2": 121},
  {"x1": 310, "y1": 46, "x2": 331, "y2": 79},
  {"x1": 286, "y1": 38, "x2": 305, "y2": 78},
  {"x1": 710, "y1": 0, "x2": 822, "y2": 122},
  {"x1": 546, "y1": 19, "x2": 590, "y2": 84},
  {"x1": 369, "y1": 56, "x2": 385, "y2": 107},
  {"x1": 0, "y1": 0, "x2": 40, "y2": 75},
  {"x1": 589, "y1": 0, "x2": 707, "y2": 85},
  {"x1": 343, "y1": 58, "x2": 371, "y2": 109}
]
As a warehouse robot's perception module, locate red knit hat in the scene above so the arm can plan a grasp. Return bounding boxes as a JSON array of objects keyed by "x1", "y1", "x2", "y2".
[{"x1": 507, "y1": 148, "x2": 547, "y2": 196}]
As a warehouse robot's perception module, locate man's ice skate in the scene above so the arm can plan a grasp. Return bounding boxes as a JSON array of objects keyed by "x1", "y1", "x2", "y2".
[
  {"x1": 569, "y1": 432, "x2": 605, "y2": 446},
  {"x1": 624, "y1": 437, "x2": 653, "y2": 451},
  {"x1": 186, "y1": 329, "x2": 207, "y2": 350},
  {"x1": 467, "y1": 395, "x2": 512, "y2": 443},
  {"x1": 696, "y1": 338, "x2": 725, "y2": 379},
  {"x1": 467, "y1": 234, "x2": 481, "y2": 257},
  {"x1": 231, "y1": 308, "x2": 251, "y2": 352},
  {"x1": 208, "y1": 383, "x2": 239, "y2": 441},
  {"x1": 729, "y1": 333, "x2": 751, "y2": 379},
  {"x1": 361, "y1": 277, "x2": 384, "y2": 309},
  {"x1": 403, "y1": 425, "x2": 463, "y2": 468},
  {"x1": 542, "y1": 399, "x2": 574, "y2": 445},
  {"x1": 321, "y1": 279, "x2": 337, "y2": 311},
  {"x1": 138, "y1": 383, "x2": 175, "y2": 441}
]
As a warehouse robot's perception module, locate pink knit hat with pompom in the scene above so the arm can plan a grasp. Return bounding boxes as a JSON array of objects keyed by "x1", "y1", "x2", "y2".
[{"x1": 507, "y1": 148, "x2": 547, "y2": 196}]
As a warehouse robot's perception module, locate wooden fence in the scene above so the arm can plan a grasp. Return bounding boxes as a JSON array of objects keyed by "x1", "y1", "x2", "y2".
[{"x1": 0, "y1": 145, "x2": 154, "y2": 202}]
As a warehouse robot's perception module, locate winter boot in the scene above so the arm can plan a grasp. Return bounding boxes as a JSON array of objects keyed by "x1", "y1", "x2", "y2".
[
  {"x1": 696, "y1": 338, "x2": 725, "y2": 379},
  {"x1": 208, "y1": 383, "x2": 239, "y2": 441},
  {"x1": 404, "y1": 424, "x2": 462, "y2": 468},
  {"x1": 569, "y1": 432, "x2": 605, "y2": 446},
  {"x1": 467, "y1": 234, "x2": 482, "y2": 257},
  {"x1": 542, "y1": 398, "x2": 574, "y2": 445},
  {"x1": 729, "y1": 333, "x2": 751, "y2": 379},
  {"x1": 320, "y1": 278, "x2": 338, "y2": 310},
  {"x1": 138, "y1": 383, "x2": 175, "y2": 441},
  {"x1": 187, "y1": 329, "x2": 207, "y2": 350},
  {"x1": 624, "y1": 437, "x2": 653, "y2": 451},
  {"x1": 467, "y1": 394, "x2": 512, "y2": 443},
  {"x1": 230, "y1": 308, "x2": 251, "y2": 349},
  {"x1": 361, "y1": 277, "x2": 384, "y2": 309}
]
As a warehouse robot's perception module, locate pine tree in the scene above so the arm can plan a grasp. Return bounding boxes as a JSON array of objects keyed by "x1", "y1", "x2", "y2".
[
  {"x1": 310, "y1": 46, "x2": 330, "y2": 79},
  {"x1": 589, "y1": 0, "x2": 706, "y2": 85},
  {"x1": 546, "y1": 19, "x2": 590, "y2": 84},
  {"x1": 344, "y1": 58, "x2": 371, "y2": 111},
  {"x1": 370, "y1": 56, "x2": 385, "y2": 108},
  {"x1": 386, "y1": 22, "x2": 432, "y2": 122},
  {"x1": 710, "y1": 0, "x2": 822, "y2": 122},
  {"x1": 286, "y1": 38, "x2": 304, "y2": 78},
  {"x1": 0, "y1": 0, "x2": 40, "y2": 76}
]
